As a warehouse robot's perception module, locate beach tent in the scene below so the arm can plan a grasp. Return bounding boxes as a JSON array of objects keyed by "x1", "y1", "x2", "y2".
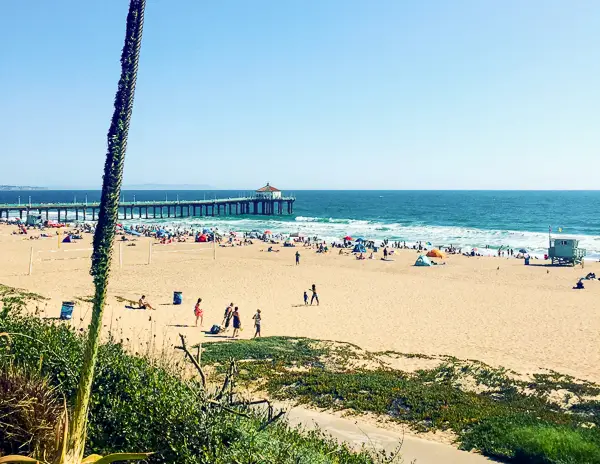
[
  {"x1": 62, "y1": 235, "x2": 72, "y2": 243},
  {"x1": 414, "y1": 255, "x2": 432, "y2": 267},
  {"x1": 352, "y1": 243, "x2": 366, "y2": 253},
  {"x1": 426, "y1": 249, "x2": 447, "y2": 259},
  {"x1": 197, "y1": 234, "x2": 208, "y2": 243}
]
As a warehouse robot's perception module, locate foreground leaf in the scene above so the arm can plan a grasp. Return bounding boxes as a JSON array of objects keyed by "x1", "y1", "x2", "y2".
[
  {"x1": 80, "y1": 456, "x2": 103, "y2": 464},
  {"x1": 0, "y1": 457, "x2": 41, "y2": 464},
  {"x1": 93, "y1": 453, "x2": 152, "y2": 464}
]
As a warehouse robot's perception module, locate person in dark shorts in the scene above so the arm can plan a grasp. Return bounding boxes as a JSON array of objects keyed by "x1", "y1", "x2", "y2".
[
  {"x1": 295, "y1": 250, "x2": 300, "y2": 265},
  {"x1": 232, "y1": 306, "x2": 241, "y2": 338},
  {"x1": 223, "y1": 303, "x2": 233, "y2": 331},
  {"x1": 309, "y1": 284, "x2": 319, "y2": 305},
  {"x1": 139, "y1": 295, "x2": 154, "y2": 310},
  {"x1": 303, "y1": 291, "x2": 308, "y2": 305},
  {"x1": 252, "y1": 309, "x2": 262, "y2": 338}
]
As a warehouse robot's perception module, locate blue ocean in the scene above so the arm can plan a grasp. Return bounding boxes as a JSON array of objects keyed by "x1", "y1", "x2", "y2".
[{"x1": 2, "y1": 190, "x2": 599, "y2": 258}]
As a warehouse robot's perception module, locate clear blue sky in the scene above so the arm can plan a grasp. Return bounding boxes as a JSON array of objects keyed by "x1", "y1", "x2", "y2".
[{"x1": 1, "y1": 1, "x2": 599, "y2": 190}]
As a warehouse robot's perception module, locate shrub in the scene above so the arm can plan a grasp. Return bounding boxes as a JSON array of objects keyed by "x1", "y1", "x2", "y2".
[
  {"x1": 0, "y1": 314, "x2": 379, "y2": 463},
  {"x1": 460, "y1": 416, "x2": 600, "y2": 463},
  {"x1": 510, "y1": 424, "x2": 600, "y2": 463}
]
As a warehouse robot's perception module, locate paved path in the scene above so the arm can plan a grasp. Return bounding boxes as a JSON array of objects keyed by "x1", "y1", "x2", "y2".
[{"x1": 283, "y1": 406, "x2": 494, "y2": 463}]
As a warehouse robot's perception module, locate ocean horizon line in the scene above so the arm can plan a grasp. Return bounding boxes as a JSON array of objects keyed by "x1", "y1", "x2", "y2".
[{"x1": 16, "y1": 188, "x2": 600, "y2": 192}]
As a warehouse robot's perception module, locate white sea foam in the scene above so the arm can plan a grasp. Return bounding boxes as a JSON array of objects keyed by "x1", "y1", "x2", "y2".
[{"x1": 116, "y1": 214, "x2": 600, "y2": 260}]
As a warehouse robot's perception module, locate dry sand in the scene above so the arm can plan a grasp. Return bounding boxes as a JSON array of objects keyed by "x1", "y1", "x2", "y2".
[
  {"x1": 2, "y1": 225, "x2": 597, "y2": 382},
  {"x1": 2, "y1": 224, "x2": 597, "y2": 461}
]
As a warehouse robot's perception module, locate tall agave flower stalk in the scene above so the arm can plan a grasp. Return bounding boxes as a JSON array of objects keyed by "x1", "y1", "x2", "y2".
[{"x1": 64, "y1": 1, "x2": 147, "y2": 462}]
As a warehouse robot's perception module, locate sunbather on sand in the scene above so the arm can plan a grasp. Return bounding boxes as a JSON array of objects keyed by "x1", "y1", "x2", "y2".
[{"x1": 139, "y1": 295, "x2": 155, "y2": 310}]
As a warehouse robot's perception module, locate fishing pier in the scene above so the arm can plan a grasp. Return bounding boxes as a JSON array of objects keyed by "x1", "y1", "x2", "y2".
[{"x1": 0, "y1": 184, "x2": 295, "y2": 222}]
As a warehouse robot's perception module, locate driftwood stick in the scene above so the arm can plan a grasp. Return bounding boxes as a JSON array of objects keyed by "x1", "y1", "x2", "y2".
[{"x1": 177, "y1": 333, "x2": 206, "y2": 389}]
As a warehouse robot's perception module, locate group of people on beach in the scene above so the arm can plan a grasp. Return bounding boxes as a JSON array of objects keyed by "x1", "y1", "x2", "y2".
[{"x1": 194, "y1": 300, "x2": 262, "y2": 338}]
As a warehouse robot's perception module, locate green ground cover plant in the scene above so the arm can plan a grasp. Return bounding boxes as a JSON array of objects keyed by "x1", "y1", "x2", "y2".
[{"x1": 201, "y1": 337, "x2": 600, "y2": 464}]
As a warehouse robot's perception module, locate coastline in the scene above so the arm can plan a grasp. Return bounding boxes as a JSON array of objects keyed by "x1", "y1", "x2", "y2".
[{"x1": 1, "y1": 223, "x2": 598, "y2": 382}]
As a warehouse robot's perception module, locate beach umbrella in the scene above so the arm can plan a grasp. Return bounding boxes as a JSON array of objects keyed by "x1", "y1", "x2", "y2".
[
  {"x1": 519, "y1": 248, "x2": 528, "y2": 254},
  {"x1": 355, "y1": 237, "x2": 365, "y2": 242},
  {"x1": 264, "y1": 230, "x2": 272, "y2": 234},
  {"x1": 344, "y1": 235, "x2": 353, "y2": 241}
]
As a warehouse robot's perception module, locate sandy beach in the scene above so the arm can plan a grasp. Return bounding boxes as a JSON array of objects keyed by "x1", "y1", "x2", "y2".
[{"x1": 2, "y1": 223, "x2": 598, "y2": 384}]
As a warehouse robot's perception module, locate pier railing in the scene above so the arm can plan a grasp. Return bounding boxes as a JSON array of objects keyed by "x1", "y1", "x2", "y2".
[{"x1": 0, "y1": 196, "x2": 296, "y2": 220}]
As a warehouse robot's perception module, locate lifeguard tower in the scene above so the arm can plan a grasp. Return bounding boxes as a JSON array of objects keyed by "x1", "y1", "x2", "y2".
[
  {"x1": 548, "y1": 237, "x2": 586, "y2": 266},
  {"x1": 25, "y1": 213, "x2": 42, "y2": 226}
]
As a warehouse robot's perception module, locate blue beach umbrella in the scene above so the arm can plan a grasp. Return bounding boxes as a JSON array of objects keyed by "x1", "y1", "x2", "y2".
[
  {"x1": 355, "y1": 237, "x2": 365, "y2": 242},
  {"x1": 519, "y1": 248, "x2": 528, "y2": 254}
]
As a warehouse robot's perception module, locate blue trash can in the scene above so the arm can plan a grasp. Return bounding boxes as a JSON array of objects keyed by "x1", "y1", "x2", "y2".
[
  {"x1": 173, "y1": 291, "x2": 183, "y2": 305},
  {"x1": 60, "y1": 301, "x2": 75, "y2": 320}
]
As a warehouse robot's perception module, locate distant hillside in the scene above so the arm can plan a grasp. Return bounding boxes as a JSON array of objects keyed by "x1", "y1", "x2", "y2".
[{"x1": 0, "y1": 185, "x2": 47, "y2": 191}]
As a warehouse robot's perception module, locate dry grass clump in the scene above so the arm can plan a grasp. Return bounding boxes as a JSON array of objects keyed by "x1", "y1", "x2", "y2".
[{"x1": 0, "y1": 367, "x2": 63, "y2": 461}]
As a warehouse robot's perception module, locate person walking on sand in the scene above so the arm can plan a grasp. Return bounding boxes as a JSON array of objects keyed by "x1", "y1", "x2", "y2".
[
  {"x1": 223, "y1": 302, "x2": 233, "y2": 331},
  {"x1": 252, "y1": 309, "x2": 262, "y2": 338},
  {"x1": 295, "y1": 250, "x2": 300, "y2": 265},
  {"x1": 194, "y1": 298, "x2": 204, "y2": 327},
  {"x1": 303, "y1": 291, "x2": 308, "y2": 305},
  {"x1": 232, "y1": 306, "x2": 241, "y2": 338},
  {"x1": 309, "y1": 284, "x2": 319, "y2": 306}
]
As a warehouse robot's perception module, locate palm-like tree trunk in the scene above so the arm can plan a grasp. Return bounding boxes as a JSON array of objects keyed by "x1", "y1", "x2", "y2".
[{"x1": 64, "y1": 1, "x2": 146, "y2": 462}]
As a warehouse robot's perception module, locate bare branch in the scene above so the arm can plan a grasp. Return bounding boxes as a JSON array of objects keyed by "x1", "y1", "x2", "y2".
[
  {"x1": 257, "y1": 410, "x2": 285, "y2": 432},
  {"x1": 177, "y1": 333, "x2": 206, "y2": 389},
  {"x1": 215, "y1": 359, "x2": 237, "y2": 401},
  {"x1": 206, "y1": 399, "x2": 250, "y2": 418},
  {"x1": 230, "y1": 399, "x2": 271, "y2": 407}
]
